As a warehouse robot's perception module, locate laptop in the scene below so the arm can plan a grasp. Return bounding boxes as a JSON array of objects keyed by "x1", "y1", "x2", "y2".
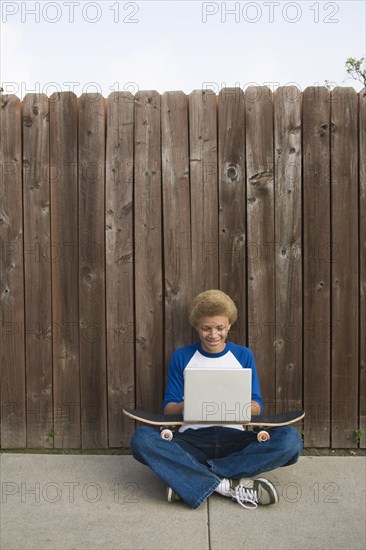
[{"x1": 183, "y1": 368, "x2": 252, "y2": 423}]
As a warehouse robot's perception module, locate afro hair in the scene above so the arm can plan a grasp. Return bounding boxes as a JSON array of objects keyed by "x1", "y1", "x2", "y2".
[{"x1": 188, "y1": 289, "x2": 238, "y2": 327}]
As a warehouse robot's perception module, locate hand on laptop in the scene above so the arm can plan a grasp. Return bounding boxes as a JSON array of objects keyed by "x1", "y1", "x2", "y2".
[
  {"x1": 251, "y1": 401, "x2": 261, "y2": 416},
  {"x1": 164, "y1": 401, "x2": 184, "y2": 415}
]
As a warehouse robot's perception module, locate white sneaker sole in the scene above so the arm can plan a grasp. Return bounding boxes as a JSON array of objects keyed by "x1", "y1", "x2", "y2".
[{"x1": 166, "y1": 486, "x2": 180, "y2": 502}]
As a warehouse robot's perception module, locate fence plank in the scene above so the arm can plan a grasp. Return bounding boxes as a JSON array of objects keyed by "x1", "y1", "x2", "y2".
[
  {"x1": 245, "y1": 86, "x2": 275, "y2": 413},
  {"x1": 218, "y1": 88, "x2": 246, "y2": 345},
  {"x1": 50, "y1": 92, "x2": 80, "y2": 448},
  {"x1": 189, "y1": 90, "x2": 218, "y2": 298},
  {"x1": 331, "y1": 88, "x2": 359, "y2": 448},
  {"x1": 0, "y1": 95, "x2": 26, "y2": 448},
  {"x1": 106, "y1": 92, "x2": 135, "y2": 447},
  {"x1": 161, "y1": 91, "x2": 192, "y2": 376},
  {"x1": 303, "y1": 87, "x2": 331, "y2": 447},
  {"x1": 78, "y1": 94, "x2": 107, "y2": 448},
  {"x1": 134, "y1": 91, "x2": 163, "y2": 412},
  {"x1": 23, "y1": 94, "x2": 53, "y2": 448},
  {"x1": 274, "y1": 87, "x2": 302, "y2": 413},
  {"x1": 359, "y1": 88, "x2": 366, "y2": 448}
]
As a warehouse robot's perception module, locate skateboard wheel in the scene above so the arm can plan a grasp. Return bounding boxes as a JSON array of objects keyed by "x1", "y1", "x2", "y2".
[
  {"x1": 257, "y1": 430, "x2": 270, "y2": 443},
  {"x1": 160, "y1": 429, "x2": 173, "y2": 441}
]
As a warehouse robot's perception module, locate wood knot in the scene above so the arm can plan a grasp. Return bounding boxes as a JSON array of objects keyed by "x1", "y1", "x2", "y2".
[
  {"x1": 226, "y1": 163, "x2": 238, "y2": 181},
  {"x1": 23, "y1": 115, "x2": 33, "y2": 127}
]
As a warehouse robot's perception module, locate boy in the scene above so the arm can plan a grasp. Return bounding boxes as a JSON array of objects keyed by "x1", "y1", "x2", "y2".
[{"x1": 130, "y1": 290, "x2": 303, "y2": 509}]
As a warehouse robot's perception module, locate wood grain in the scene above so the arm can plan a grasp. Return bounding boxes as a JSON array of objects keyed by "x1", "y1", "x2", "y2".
[
  {"x1": 189, "y1": 90, "x2": 218, "y2": 298},
  {"x1": 274, "y1": 86, "x2": 302, "y2": 414},
  {"x1": 218, "y1": 88, "x2": 246, "y2": 345},
  {"x1": 23, "y1": 94, "x2": 53, "y2": 447},
  {"x1": 161, "y1": 91, "x2": 192, "y2": 377},
  {"x1": 359, "y1": 87, "x2": 366, "y2": 449},
  {"x1": 134, "y1": 91, "x2": 163, "y2": 413},
  {"x1": 50, "y1": 92, "x2": 80, "y2": 448},
  {"x1": 302, "y1": 87, "x2": 331, "y2": 447},
  {"x1": 0, "y1": 95, "x2": 26, "y2": 448},
  {"x1": 245, "y1": 86, "x2": 275, "y2": 413},
  {"x1": 330, "y1": 88, "x2": 359, "y2": 448},
  {"x1": 106, "y1": 92, "x2": 135, "y2": 447},
  {"x1": 78, "y1": 93, "x2": 107, "y2": 448}
]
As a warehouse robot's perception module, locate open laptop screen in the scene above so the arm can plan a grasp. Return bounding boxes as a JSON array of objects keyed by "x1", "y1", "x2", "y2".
[{"x1": 183, "y1": 368, "x2": 252, "y2": 423}]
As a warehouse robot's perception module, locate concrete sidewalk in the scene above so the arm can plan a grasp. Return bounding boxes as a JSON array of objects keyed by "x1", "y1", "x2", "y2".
[{"x1": 0, "y1": 453, "x2": 365, "y2": 550}]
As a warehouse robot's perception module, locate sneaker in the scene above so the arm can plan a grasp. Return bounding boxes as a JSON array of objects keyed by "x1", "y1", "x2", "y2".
[
  {"x1": 230, "y1": 477, "x2": 279, "y2": 509},
  {"x1": 166, "y1": 486, "x2": 181, "y2": 502}
]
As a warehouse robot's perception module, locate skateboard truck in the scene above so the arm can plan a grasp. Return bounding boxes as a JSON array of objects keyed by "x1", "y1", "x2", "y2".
[{"x1": 159, "y1": 425, "x2": 270, "y2": 443}]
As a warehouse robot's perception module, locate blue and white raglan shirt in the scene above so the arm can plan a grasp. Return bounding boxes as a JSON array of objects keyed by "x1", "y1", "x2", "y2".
[{"x1": 162, "y1": 341, "x2": 264, "y2": 432}]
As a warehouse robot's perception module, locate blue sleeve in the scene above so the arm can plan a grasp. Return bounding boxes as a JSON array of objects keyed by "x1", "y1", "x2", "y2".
[
  {"x1": 162, "y1": 350, "x2": 185, "y2": 412},
  {"x1": 246, "y1": 348, "x2": 264, "y2": 414}
]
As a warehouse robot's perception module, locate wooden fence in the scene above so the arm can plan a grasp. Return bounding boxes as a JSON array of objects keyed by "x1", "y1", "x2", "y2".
[{"x1": 0, "y1": 87, "x2": 365, "y2": 450}]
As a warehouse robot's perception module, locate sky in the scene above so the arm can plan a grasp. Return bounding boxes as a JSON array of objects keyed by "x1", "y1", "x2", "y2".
[{"x1": 0, "y1": 0, "x2": 365, "y2": 98}]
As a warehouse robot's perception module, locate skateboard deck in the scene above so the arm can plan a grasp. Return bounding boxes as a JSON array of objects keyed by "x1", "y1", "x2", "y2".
[
  {"x1": 123, "y1": 408, "x2": 305, "y2": 427},
  {"x1": 123, "y1": 408, "x2": 305, "y2": 442}
]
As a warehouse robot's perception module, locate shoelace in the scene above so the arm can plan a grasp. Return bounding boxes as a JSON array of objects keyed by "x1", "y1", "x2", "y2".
[{"x1": 233, "y1": 485, "x2": 259, "y2": 509}]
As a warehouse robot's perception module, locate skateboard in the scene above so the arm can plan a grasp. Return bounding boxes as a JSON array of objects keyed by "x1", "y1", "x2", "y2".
[{"x1": 123, "y1": 408, "x2": 305, "y2": 443}]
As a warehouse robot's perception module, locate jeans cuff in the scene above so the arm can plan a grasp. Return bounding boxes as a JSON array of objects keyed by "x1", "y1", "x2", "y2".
[{"x1": 191, "y1": 478, "x2": 221, "y2": 509}]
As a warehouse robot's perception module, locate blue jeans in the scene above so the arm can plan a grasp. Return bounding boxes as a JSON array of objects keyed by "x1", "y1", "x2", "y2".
[{"x1": 130, "y1": 425, "x2": 303, "y2": 508}]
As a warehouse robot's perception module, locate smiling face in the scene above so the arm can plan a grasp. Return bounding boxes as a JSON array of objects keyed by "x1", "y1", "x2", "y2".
[{"x1": 195, "y1": 315, "x2": 231, "y2": 354}]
